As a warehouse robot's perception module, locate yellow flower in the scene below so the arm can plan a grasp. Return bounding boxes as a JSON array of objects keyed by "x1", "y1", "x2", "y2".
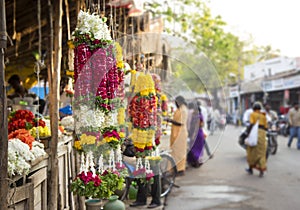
[
  {"x1": 115, "y1": 42, "x2": 123, "y2": 61},
  {"x1": 74, "y1": 140, "x2": 82, "y2": 150},
  {"x1": 104, "y1": 137, "x2": 119, "y2": 143},
  {"x1": 119, "y1": 132, "x2": 125, "y2": 138},
  {"x1": 161, "y1": 94, "x2": 167, "y2": 101},
  {"x1": 80, "y1": 134, "x2": 96, "y2": 145},
  {"x1": 117, "y1": 60, "x2": 124, "y2": 69},
  {"x1": 146, "y1": 156, "x2": 162, "y2": 161},
  {"x1": 140, "y1": 90, "x2": 149, "y2": 96}
]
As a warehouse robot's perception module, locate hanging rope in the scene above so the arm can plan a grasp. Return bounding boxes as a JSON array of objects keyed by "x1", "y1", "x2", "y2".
[
  {"x1": 109, "y1": 3, "x2": 114, "y2": 40},
  {"x1": 34, "y1": 0, "x2": 42, "y2": 140},
  {"x1": 12, "y1": 0, "x2": 16, "y2": 40}
]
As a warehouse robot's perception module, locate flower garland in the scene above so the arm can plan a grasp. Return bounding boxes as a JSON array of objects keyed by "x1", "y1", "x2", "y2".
[
  {"x1": 128, "y1": 72, "x2": 158, "y2": 156},
  {"x1": 71, "y1": 10, "x2": 127, "y2": 199},
  {"x1": 132, "y1": 158, "x2": 154, "y2": 184},
  {"x1": 161, "y1": 94, "x2": 168, "y2": 117},
  {"x1": 101, "y1": 126, "x2": 125, "y2": 149}
]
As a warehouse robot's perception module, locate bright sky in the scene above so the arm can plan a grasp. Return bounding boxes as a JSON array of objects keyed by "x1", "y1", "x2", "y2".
[{"x1": 208, "y1": 0, "x2": 300, "y2": 57}]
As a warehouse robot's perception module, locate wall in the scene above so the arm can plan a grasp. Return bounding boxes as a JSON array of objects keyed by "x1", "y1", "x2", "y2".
[{"x1": 244, "y1": 56, "x2": 297, "y2": 81}]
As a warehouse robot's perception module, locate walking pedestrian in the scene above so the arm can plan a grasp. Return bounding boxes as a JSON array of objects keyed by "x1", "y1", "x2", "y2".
[
  {"x1": 167, "y1": 95, "x2": 188, "y2": 176},
  {"x1": 245, "y1": 101, "x2": 268, "y2": 177},
  {"x1": 287, "y1": 102, "x2": 300, "y2": 149},
  {"x1": 187, "y1": 103, "x2": 205, "y2": 168}
]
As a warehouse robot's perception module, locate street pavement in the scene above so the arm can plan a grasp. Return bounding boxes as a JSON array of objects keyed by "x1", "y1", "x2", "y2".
[{"x1": 164, "y1": 125, "x2": 300, "y2": 210}]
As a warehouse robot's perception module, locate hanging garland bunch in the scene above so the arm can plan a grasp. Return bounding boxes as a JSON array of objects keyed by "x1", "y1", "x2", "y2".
[{"x1": 128, "y1": 72, "x2": 157, "y2": 156}]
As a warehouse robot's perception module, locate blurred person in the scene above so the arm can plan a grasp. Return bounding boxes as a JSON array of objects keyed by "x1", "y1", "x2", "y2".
[
  {"x1": 167, "y1": 95, "x2": 188, "y2": 176},
  {"x1": 287, "y1": 102, "x2": 300, "y2": 149},
  {"x1": 7, "y1": 74, "x2": 45, "y2": 114},
  {"x1": 187, "y1": 104, "x2": 205, "y2": 168},
  {"x1": 232, "y1": 107, "x2": 240, "y2": 127},
  {"x1": 243, "y1": 103, "x2": 253, "y2": 126},
  {"x1": 7, "y1": 74, "x2": 28, "y2": 99},
  {"x1": 245, "y1": 102, "x2": 268, "y2": 177},
  {"x1": 197, "y1": 100, "x2": 208, "y2": 130},
  {"x1": 264, "y1": 103, "x2": 278, "y2": 123}
]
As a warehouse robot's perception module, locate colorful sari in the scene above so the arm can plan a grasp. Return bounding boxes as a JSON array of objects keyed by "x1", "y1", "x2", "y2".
[
  {"x1": 187, "y1": 112, "x2": 205, "y2": 166},
  {"x1": 170, "y1": 105, "x2": 188, "y2": 172},
  {"x1": 246, "y1": 111, "x2": 268, "y2": 171}
]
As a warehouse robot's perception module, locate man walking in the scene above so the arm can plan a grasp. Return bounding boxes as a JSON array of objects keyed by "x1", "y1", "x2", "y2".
[{"x1": 287, "y1": 102, "x2": 300, "y2": 149}]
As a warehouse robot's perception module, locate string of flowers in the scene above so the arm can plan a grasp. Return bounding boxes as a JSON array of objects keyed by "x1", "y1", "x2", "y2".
[
  {"x1": 132, "y1": 158, "x2": 154, "y2": 185},
  {"x1": 128, "y1": 72, "x2": 158, "y2": 156},
  {"x1": 71, "y1": 9, "x2": 128, "y2": 200}
]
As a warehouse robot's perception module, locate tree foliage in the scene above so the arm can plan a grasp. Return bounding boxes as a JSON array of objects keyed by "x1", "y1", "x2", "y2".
[{"x1": 146, "y1": 0, "x2": 280, "y2": 89}]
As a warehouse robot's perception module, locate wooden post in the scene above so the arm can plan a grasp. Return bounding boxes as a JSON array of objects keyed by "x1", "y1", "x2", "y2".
[
  {"x1": 0, "y1": 0, "x2": 8, "y2": 209},
  {"x1": 48, "y1": 0, "x2": 63, "y2": 209}
]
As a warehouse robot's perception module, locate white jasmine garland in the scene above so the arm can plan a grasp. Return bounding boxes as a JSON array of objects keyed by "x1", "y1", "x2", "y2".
[
  {"x1": 75, "y1": 10, "x2": 112, "y2": 41},
  {"x1": 74, "y1": 105, "x2": 106, "y2": 133},
  {"x1": 104, "y1": 111, "x2": 118, "y2": 126}
]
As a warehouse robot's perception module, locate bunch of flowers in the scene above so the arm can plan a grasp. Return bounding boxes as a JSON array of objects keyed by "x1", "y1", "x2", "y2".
[
  {"x1": 30, "y1": 126, "x2": 51, "y2": 138},
  {"x1": 132, "y1": 158, "x2": 154, "y2": 185},
  {"x1": 101, "y1": 126, "x2": 125, "y2": 149},
  {"x1": 71, "y1": 169, "x2": 124, "y2": 199},
  {"x1": 8, "y1": 129, "x2": 35, "y2": 149},
  {"x1": 8, "y1": 138, "x2": 46, "y2": 177},
  {"x1": 8, "y1": 110, "x2": 46, "y2": 133},
  {"x1": 72, "y1": 10, "x2": 112, "y2": 49},
  {"x1": 71, "y1": 171, "x2": 104, "y2": 198},
  {"x1": 128, "y1": 72, "x2": 158, "y2": 156},
  {"x1": 73, "y1": 133, "x2": 99, "y2": 153}
]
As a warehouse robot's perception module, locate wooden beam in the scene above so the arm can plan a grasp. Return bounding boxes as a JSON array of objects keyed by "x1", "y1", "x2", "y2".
[
  {"x1": 0, "y1": 0, "x2": 8, "y2": 209},
  {"x1": 48, "y1": 0, "x2": 62, "y2": 209}
]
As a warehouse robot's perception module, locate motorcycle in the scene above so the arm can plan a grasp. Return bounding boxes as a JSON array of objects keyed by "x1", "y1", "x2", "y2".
[
  {"x1": 278, "y1": 114, "x2": 289, "y2": 137},
  {"x1": 266, "y1": 121, "x2": 278, "y2": 156}
]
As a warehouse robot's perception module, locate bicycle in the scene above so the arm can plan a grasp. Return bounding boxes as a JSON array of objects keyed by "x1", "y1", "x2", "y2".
[{"x1": 119, "y1": 149, "x2": 178, "y2": 201}]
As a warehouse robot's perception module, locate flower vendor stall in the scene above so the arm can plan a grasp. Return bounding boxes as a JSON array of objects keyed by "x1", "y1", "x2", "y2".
[{"x1": 6, "y1": 109, "x2": 49, "y2": 209}]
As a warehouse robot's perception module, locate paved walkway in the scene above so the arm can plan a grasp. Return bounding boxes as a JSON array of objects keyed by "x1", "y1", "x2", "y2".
[{"x1": 124, "y1": 197, "x2": 164, "y2": 210}]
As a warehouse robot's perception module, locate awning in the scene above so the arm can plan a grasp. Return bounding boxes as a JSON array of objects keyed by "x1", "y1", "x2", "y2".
[{"x1": 240, "y1": 78, "x2": 264, "y2": 94}]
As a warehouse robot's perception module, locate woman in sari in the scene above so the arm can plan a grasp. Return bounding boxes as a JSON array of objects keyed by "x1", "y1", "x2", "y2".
[
  {"x1": 245, "y1": 101, "x2": 268, "y2": 177},
  {"x1": 187, "y1": 104, "x2": 205, "y2": 168},
  {"x1": 168, "y1": 96, "x2": 188, "y2": 176}
]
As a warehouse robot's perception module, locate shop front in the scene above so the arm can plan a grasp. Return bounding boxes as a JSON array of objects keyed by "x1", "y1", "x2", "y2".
[{"x1": 262, "y1": 71, "x2": 300, "y2": 114}]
